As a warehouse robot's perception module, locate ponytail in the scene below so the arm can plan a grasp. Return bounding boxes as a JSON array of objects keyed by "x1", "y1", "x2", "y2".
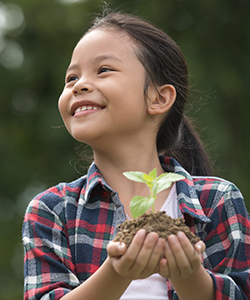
[{"x1": 157, "y1": 115, "x2": 213, "y2": 176}]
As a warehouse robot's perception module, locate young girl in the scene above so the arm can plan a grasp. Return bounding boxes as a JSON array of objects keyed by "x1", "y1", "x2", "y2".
[{"x1": 22, "y1": 10, "x2": 250, "y2": 300}]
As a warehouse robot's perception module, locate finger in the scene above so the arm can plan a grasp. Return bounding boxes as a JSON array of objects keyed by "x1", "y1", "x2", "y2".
[
  {"x1": 172, "y1": 232, "x2": 201, "y2": 276},
  {"x1": 158, "y1": 257, "x2": 170, "y2": 278},
  {"x1": 177, "y1": 232, "x2": 202, "y2": 264},
  {"x1": 128, "y1": 232, "x2": 159, "y2": 275},
  {"x1": 113, "y1": 229, "x2": 147, "y2": 273},
  {"x1": 107, "y1": 241, "x2": 126, "y2": 258},
  {"x1": 164, "y1": 236, "x2": 181, "y2": 278},
  {"x1": 194, "y1": 240, "x2": 206, "y2": 254},
  {"x1": 140, "y1": 237, "x2": 165, "y2": 277}
]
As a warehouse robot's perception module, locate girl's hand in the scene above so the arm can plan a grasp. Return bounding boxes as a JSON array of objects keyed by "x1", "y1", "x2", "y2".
[
  {"x1": 107, "y1": 229, "x2": 165, "y2": 280},
  {"x1": 159, "y1": 231, "x2": 205, "y2": 280}
]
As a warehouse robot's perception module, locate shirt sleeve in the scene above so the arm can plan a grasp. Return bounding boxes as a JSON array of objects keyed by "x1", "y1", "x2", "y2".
[
  {"x1": 167, "y1": 182, "x2": 250, "y2": 300},
  {"x1": 22, "y1": 190, "x2": 80, "y2": 300},
  {"x1": 202, "y1": 184, "x2": 250, "y2": 299}
]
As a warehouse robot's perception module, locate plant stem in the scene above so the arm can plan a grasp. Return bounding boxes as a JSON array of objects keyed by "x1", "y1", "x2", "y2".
[{"x1": 150, "y1": 186, "x2": 155, "y2": 213}]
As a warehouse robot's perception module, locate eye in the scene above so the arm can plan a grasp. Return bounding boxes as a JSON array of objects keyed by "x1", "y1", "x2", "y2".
[
  {"x1": 98, "y1": 67, "x2": 112, "y2": 74},
  {"x1": 66, "y1": 75, "x2": 78, "y2": 83}
]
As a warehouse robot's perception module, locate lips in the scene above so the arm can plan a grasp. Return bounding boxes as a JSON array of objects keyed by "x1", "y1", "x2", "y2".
[{"x1": 71, "y1": 101, "x2": 104, "y2": 116}]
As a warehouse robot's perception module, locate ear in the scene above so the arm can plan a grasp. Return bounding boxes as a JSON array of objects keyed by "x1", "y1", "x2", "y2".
[{"x1": 147, "y1": 84, "x2": 176, "y2": 115}]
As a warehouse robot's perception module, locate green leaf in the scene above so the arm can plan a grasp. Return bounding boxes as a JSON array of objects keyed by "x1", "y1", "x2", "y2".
[
  {"x1": 156, "y1": 172, "x2": 185, "y2": 183},
  {"x1": 130, "y1": 195, "x2": 155, "y2": 218},
  {"x1": 142, "y1": 173, "x2": 154, "y2": 183},
  {"x1": 124, "y1": 169, "x2": 185, "y2": 218},
  {"x1": 123, "y1": 171, "x2": 146, "y2": 183},
  {"x1": 153, "y1": 173, "x2": 185, "y2": 195},
  {"x1": 152, "y1": 181, "x2": 172, "y2": 195},
  {"x1": 149, "y1": 168, "x2": 157, "y2": 180}
]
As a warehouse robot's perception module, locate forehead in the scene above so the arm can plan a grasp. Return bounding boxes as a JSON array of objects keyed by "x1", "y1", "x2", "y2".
[{"x1": 71, "y1": 29, "x2": 139, "y2": 64}]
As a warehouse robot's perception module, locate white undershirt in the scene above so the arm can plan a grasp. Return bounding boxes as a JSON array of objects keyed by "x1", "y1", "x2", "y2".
[{"x1": 120, "y1": 184, "x2": 178, "y2": 300}]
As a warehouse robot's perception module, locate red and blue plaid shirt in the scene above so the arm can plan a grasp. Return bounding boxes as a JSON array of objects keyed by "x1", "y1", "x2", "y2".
[{"x1": 22, "y1": 157, "x2": 250, "y2": 299}]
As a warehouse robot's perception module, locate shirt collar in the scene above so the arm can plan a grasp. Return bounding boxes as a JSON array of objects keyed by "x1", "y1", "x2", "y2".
[
  {"x1": 84, "y1": 161, "x2": 115, "y2": 201},
  {"x1": 160, "y1": 156, "x2": 211, "y2": 223},
  {"x1": 84, "y1": 157, "x2": 211, "y2": 223}
]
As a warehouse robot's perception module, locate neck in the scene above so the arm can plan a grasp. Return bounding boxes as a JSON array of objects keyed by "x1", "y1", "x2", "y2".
[
  {"x1": 93, "y1": 145, "x2": 173, "y2": 218},
  {"x1": 94, "y1": 143, "x2": 163, "y2": 177},
  {"x1": 86, "y1": 120, "x2": 168, "y2": 213},
  {"x1": 93, "y1": 143, "x2": 165, "y2": 209}
]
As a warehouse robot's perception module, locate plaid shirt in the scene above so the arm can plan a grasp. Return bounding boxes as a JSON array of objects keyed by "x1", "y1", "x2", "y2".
[{"x1": 22, "y1": 157, "x2": 250, "y2": 300}]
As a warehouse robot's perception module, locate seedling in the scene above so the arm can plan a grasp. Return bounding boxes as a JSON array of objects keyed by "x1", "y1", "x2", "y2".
[{"x1": 123, "y1": 168, "x2": 185, "y2": 218}]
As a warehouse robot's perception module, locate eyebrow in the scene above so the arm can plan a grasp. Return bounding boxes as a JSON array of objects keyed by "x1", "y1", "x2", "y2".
[
  {"x1": 66, "y1": 54, "x2": 123, "y2": 73},
  {"x1": 94, "y1": 54, "x2": 123, "y2": 63}
]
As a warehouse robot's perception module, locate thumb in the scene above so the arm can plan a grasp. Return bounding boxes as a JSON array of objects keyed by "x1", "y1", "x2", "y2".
[
  {"x1": 195, "y1": 241, "x2": 206, "y2": 254},
  {"x1": 107, "y1": 241, "x2": 127, "y2": 258}
]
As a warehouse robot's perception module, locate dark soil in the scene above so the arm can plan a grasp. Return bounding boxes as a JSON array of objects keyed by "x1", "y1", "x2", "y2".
[{"x1": 113, "y1": 211, "x2": 200, "y2": 247}]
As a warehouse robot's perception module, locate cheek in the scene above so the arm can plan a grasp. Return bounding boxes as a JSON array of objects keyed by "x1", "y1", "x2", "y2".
[
  {"x1": 58, "y1": 92, "x2": 67, "y2": 118},
  {"x1": 58, "y1": 95, "x2": 73, "y2": 135}
]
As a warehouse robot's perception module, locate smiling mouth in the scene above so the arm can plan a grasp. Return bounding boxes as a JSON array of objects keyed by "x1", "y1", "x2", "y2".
[{"x1": 74, "y1": 105, "x2": 103, "y2": 115}]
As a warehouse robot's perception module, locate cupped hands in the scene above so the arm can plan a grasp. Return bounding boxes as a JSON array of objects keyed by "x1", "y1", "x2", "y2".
[{"x1": 107, "y1": 229, "x2": 205, "y2": 281}]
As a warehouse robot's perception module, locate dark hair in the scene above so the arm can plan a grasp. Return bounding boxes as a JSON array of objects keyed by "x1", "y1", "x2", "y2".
[{"x1": 87, "y1": 11, "x2": 213, "y2": 176}]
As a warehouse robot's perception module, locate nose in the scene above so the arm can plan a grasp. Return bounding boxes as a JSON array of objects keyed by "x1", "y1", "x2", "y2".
[{"x1": 72, "y1": 77, "x2": 94, "y2": 96}]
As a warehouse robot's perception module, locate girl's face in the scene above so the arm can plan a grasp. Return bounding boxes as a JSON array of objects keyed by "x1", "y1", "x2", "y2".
[{"x1": 58, "y1": 29, "x2": 156, "y2": 149}]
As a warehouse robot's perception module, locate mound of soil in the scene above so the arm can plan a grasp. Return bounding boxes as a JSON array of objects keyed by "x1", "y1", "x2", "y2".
[{"x1": 113, "y1": 211, "x2": 200, "y2": 247}]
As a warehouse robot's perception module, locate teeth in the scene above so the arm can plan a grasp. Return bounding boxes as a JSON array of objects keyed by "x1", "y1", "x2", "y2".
[{"x1": 75, "y1": 106, "x2": 101, "y2": 113}]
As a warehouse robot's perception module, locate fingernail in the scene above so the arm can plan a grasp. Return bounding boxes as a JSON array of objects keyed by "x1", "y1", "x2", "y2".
[
  {"x1": 196, "y1": 243, "x2": 202, "y2": 253},
  {"x1": 177, "y1": 231, "x2": 185, "y2": 239},
  {"x1": 161, "y1": 258, "x2": 167, "y2": 267},
  {"x1": 157, "y1": 238, "x2": 164, "y2": 247},
  {"x1": 163, "y1": 259, "x2": 167, "y2": 267},
  {"x1": 137, "y1": 229, "x2": 146, "y2": 238},
  {"x1": 168, "y1": 234, "x2": 177, "y2": 243},
  {"x1": 148, "y1": 232, "x2": 157, "y2": 242},
  {"x1": 118, "y1": 242, "x2": 126, "y2": 251}
]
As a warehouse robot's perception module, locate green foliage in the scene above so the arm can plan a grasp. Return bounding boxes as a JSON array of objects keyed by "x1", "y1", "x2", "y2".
[
  {"x1": 124, "y1": 169, "x2": 184, "y2": 218},
  {"x1": 1, "y1": 0, "x2": 250, "y2": 299}
]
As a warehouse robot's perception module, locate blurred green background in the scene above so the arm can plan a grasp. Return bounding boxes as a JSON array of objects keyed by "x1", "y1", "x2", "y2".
[{"x1": 0, "y1": 0, "x2": 249, "y2": 299}]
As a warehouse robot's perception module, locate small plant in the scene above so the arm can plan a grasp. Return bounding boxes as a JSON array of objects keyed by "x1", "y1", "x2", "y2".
[{"x1": 123, "y1": 168, "x2": 185, "y2": 218}]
